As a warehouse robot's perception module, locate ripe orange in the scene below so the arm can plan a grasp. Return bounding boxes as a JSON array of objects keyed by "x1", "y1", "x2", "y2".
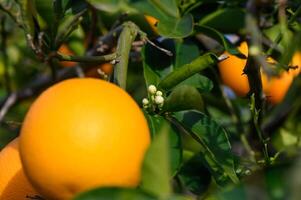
[
  {"x1": 85, "y1": 63, "x2": 114, "y2": 78},
  {"x1": 218, "y1": 42, "x2": 250, "y2": 96},
  {"x1": 218, "y1": 41, "x2": 297, "y2": 104},
  {"x1": 58, "y1": 44, "x2": 77, "y2": 67},
  {"x1": 0, "y1": 138, "x2": 40, "y2": 200},
  {"x1": 19, "y1": 78, "x2": 150, "y2": 200},
  {"x1": 290, "y1": 51, "x2": 301, "y2": 76},
  {"x1": 144, "y1": 15, "x2": 158, "y2": 33}
]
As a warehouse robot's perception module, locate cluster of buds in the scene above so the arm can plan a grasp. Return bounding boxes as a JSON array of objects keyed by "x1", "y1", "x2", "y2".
[{"x1": 142, "y1": 85, "x2": 165, "y2": 111}]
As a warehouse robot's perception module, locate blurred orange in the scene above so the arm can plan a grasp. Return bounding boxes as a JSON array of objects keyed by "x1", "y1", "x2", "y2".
[
  {"x1": 218, "y1": 41, "x2": 298, "y2": 104},
  {"x1": 144, "y1": 15, "x2": 158, "y2": 34},
  {"x1": 85, "y1": 63, "x2": 113, "y2": 78},
  {"x1": 58, "y1": 44, "x2": 77, "y2": 67}
]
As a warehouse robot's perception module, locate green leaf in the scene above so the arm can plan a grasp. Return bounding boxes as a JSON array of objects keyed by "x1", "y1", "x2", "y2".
[
  {"x1": 150, "y1": 0, "x2": 179, "y2": 18},
  {"x1": 35, "y1": 0, "x2": 54, "y2": 24},
  {"x1": 132, "y1": 0, "x2": 179, "y2": 19},
  {"x1": 86, "y1": 0, "x2": 123, "y2": 12},
  {"x1": 142, "y1": 40, "x2": 175, "y2": 80},
  {"x1": 177, "y1": 74, "x2": 213, "y2": 93},
  {"x1": 73, "y1": 188, "x2": 156, "y2": 200},
  {"x1": 164, "y1": 85, "x2": 204, "y2": 112},
  {"x1": 132, "y1": 1, "x2": 193, "y2": 38},
  {"x1": 178, "y1": 155, "x2": 211, "y2": 195},
  {"x1": 159, "y1": 53, "x2": 218, "y2": 91},
  {"x1": 142, "y1": 46, "x2": 161, "y2": 86},
  {"x1": 195, "y1": 25, "x2": 243, "y2": 56},
  {"x1": 157, "y1": 14, "x2": 194, "y2": 38},
  {"x1": 144, "y1": 114, "x2": 182, "y2": 176},
  {"x1": 174, "y1": 40, "x2": 200, "y2": 69},
  {"x1": 199, "y1": 8, "x2": 246, "y2": 33},
  {"x1": 172, "y1": 110, "x2": 239, "y2": 185},
  {"x1": 140, "y1": 120, "x2": 172, "y2": 198}
]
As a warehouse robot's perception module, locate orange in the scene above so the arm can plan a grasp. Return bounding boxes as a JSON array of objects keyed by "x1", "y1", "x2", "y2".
[
  {"x1": 85, "y1": 63, "x2": 114, "y2": 78},
  {"x1": 0, "y1": 138, "x2": 40, "y2": 200},
  {"x1": 144, "y1": 15, "x2": 158, "y2": 33},
  {"x1": 218, "y1": 41, "x2": 297, "y2": 104},
  {"x1": 58, "y1": 44, "x2": 77, "y2": 67},
  {"x1": 19, "y1": 78, "x2": 150, "y2": 200},
  {"x1": 290, "y1": 51, "x2": 301, "y2": 76},
  {"x1": 218, "y1": 42, "x2": 250, "y2": 96}
]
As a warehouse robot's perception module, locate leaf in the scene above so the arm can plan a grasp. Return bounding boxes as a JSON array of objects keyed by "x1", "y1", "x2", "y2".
[
  {"x1": 172, "y1": 110, "x2": 239, "y2": 185},
  {"x1": 164, "y1": 85, "x2": 204, "y2": 112},
  {"x1": 35, "y1": 0, "x2": 54, "y2": 25},
  {"x1": 177, "y1": 154, "x2": 211, "y2": 195},
  {"x1": 142, "y1": 46, "x2": 161, "y2": 86},
  {"x1": 195, "y1": 25, "x2": 243, "y2": 56},
  {"x1": 174, "y1": 40, "x2": 200, "y2": 69},
  {"x1": 132, "y1": 0, "x2": 179, "y2": 19},
  {"x1": 150, "y1": 0, "x2": 179, "y2": 18},
  {"x1": 158, "y1": 53, "x2": 218, "y2": 91},
  {"x1": 144, "y1": 114, "x2": 182, "y2": 176},
  {"x1": 199, "y1": 8, "x2": 246, "y2": 33},
  {"x1": 140, "y1": 120, "x2": 172, "y2": 198},
  {"x1": 177, "y1": 74, "x2": 213, "y2": 93},
  {"x1": 132, "y1": 1, "x2": 193, "y2": 38},
  {"x1": 157, "y1": 14, "x2": 194, "y2": 38},
  {"x1": 86, "y1": 0, "x2": 122, "y2": 12},
  {"x1": 143, "y1": 40, "x2": 175, "y2": 80},
  {"x1": 73, "y1": 188, "x2": 156, "y2": 200}
]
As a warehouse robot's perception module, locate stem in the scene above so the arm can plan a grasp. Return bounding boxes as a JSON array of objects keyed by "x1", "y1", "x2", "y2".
[
  {"x1": 0, "y1": 16, "x2": 11, "y2": 93},
  {"x1": 158, "y1": 53, "x2": 218, "y2": 91},
  {"x1": 211, "y1": 68, "x2": 256, "y2": 162},
  {"x1": 113, "y1": 22, "x2": 138, "y2": 89},
  {"x1": 250, "y1": 94, "x2": 270, "y2": 165},
  {"x1": 55, "y1": 52, "x2": 117, "y2": 64}
]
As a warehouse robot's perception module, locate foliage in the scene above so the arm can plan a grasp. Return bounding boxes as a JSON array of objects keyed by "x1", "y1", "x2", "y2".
[{"x1": 1, "y1": 0, "x2": 301, "y2": 199}]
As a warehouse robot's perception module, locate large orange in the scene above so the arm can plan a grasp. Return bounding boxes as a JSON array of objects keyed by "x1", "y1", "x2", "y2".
[
  {"x1": 0, "y1": 138, "x2": 40, "y2": 200},
  {"x1": 58, "y1": 44, "x2": 77, "y2": 67},
  {"x1": 218, "y1": 41, "x2": 297, "y2": 104},
  {"x1": 19, "y1": 78, "x2": 150, "y2": 200}
]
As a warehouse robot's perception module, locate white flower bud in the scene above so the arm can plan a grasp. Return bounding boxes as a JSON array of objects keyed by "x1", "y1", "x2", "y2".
[
  {"x1": 154, "y1": 95, "x2": 164, "y2": 105},
  {"x1": 142, "y1": 98, "x2": 149, "y2": 105},
  {"x1": 156, "y1": 90, "x2": 163, "y2": 96},
  {"x1": 148, "y1": 85, "x2": 157, "y2": 94}
]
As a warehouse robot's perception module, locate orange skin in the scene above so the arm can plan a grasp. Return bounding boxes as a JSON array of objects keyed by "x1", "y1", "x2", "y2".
[
  {"x1": 19, "y1": 78, "x2": 150, "y2": 200},
  {"x1": 290, "y1": 51, "x2": 301, "y2": 76},
  {"x1": 144, "y1": 15, "x2": 158, "y2": 34},
  {"x1": 85, "y1": 63, "x2": 113, "y2": 78},
  {"x1": 58, "y1": 44, "x2": 77, "y2": 67},
  {"x1": 218, "y1": 42, "x2": 298, "y2": 104},
  {"x1": 218, "y1": 42, "x2": 251, "y2": 97},
  {"x1": 0, "y1": 138, "x2": 40, "y2": 200}
]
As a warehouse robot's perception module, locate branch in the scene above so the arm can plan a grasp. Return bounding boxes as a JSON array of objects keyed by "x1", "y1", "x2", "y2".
[
  {"x1": 54, "y1": 52, "x2": 117, "y2": 64},
  {"x1": 0, "y1": 67, "x2": 79, "y2": 124},
  {"x1": 113, "y1": 22, "x2": 139, "y2": 89}
]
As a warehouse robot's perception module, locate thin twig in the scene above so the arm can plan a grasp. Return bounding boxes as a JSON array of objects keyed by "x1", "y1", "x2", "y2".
[{"x1": 0, "y1": 93, "x2": 17, "y2": 122}]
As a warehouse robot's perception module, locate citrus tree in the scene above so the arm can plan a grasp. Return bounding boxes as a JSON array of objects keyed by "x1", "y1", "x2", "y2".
[{"x1": 0, "y1": 0, "x2": 301, "y2": 199}]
